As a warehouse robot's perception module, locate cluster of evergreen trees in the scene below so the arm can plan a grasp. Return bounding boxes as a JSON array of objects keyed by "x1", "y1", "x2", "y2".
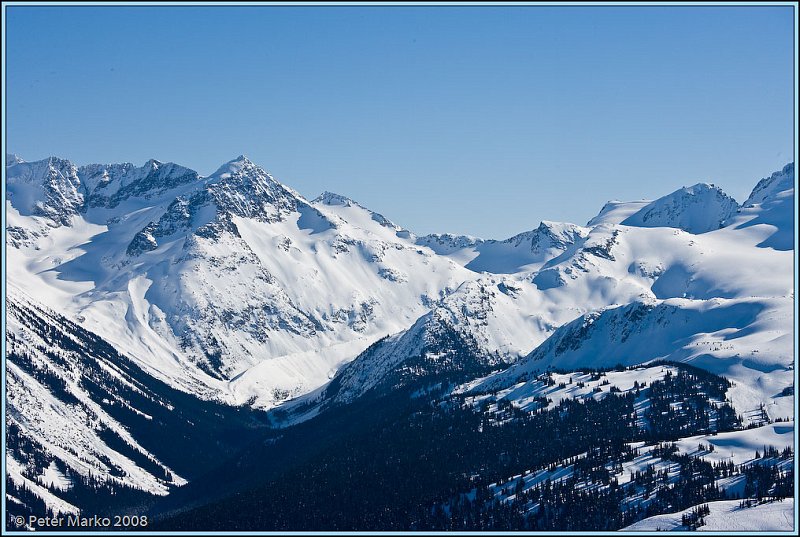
[
  {"x1": 681, "y1": 503, "x2": 711, "y2": 530},
  {"x1": 155, "y1": 362, "x2": 793, "y2": 531},
  {"x1": 743, "y1": 452, "x2": 794, "y2": 501},
  {"x1": 644, "y1": 368, "x2": 740, "y2": 440},
  {"x1": 429, "y1": 442, "x2": 794, "y2": 531}
]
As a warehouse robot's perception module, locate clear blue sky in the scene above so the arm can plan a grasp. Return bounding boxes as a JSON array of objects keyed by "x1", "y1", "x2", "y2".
[{"x1": 5, "y1": 4, "x2": 795, "y2": 238}]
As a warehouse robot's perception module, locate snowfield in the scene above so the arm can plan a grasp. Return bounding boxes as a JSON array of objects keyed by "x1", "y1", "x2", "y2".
[{"x1": 622, "y1": 498, "x2": 794, "y2": 532}]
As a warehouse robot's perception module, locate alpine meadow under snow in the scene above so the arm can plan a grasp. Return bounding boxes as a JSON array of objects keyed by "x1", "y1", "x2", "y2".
[{"x1": 4, "y1": 154, "x2": 796, "y2": 532}]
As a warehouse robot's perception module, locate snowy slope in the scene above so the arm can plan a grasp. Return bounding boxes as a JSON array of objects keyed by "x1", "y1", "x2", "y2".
[
  {"x1": 281, "y1": 272, "x2": 595, "y2": 419},
  {"x1": 478, "y1": 296, "x2": 794, "y2": 425},
  {"x1": 448, "y1": 360, "x2": 794, "y2": 532},
  {"x1": 734, "y1": 162, "x2": 795, "y2": 251},
  {"x1": 5, "y1": 287, "x2": 269, "y2": 516},
  {"x1": 461, "y1": 363, "x2": 793, "y2": 464},
  {"x1": 6, "y1": 157, "x2": 84, "y2": 226},
  {"x1": 472, "y1": 169, "x2": 793, "y2": 422},
  {"x1": 5, "y1": 287, "x2": 185, "y2": 510},
  {"x1": 622, "y1": 499, "x2": 794, "y2": 532},
  {"x1": 745, "y1": 163, "x2": 795, "y2": 207},
  {"x1": 586, "y1": 199, "x2": 650, "y2": 226},
  {"x1": 278, "y1": 280, "x2": 512, "y2": 420}
]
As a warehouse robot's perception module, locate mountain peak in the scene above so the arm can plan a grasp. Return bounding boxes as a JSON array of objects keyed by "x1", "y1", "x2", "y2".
[
  {"x1": 80, "y1": 160, "x2": 200, "y2": 208},
  {"x1": 193, "y1": 155, "x2": 303, "y2": 230},
  {"x1": 228, "y1": 154, "x2": 254, "y2": 168},
  {"x1": 45, "y1": 155, "x2": 75, "y2": 168},
  {"x1": 501, "y1": 221, "x2": 587, "y2": 250},
  {"x1": 5, "y1": 156, "x2": 84, "y2": 226},
  {"x1": 679, "y1": 182, "x2": 719, "y2": 194},
  {"x1": 313, "y1": 191, "x2": 357, "y2": 207},
  {"x1": 744, "y1": 162, "x2": 794, "y2": 207},
  {"x1": 535, "y1": 220, "x2": 574, "y2": 233},
  {"x1": 210, "y1": 155, "x2": 262, "y2": 180},
  {"x1": 6, "y1": 153, "x2": 24, "y2": 166},
  {"x1": 621, "y1": 181, "x2": 738, "y2": 233}
]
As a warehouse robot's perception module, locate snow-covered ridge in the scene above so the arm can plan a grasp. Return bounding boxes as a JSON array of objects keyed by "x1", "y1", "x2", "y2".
[
  {"x1": 82, "y1": 159, "x2": 201, "y2": 208},
  {"x1": 587, "y1": 199, "x2": 651, "y2": 226},
  {"x1": 503, "y1": 220, "x2": 586, "y2": 250},
  {"x1": 470, "y1": 295, "x2": 793, "y2": 428},
  {"x1": 125, "y1": 155, "x2": 309, "y2": 255},
  {"x1": 417, "y1": 233, "x2": 483, "y2": 252},
  {"x1": 298, "y1": 161, "x2": 793, "y2": 425},
  {"x1": 312, "y1": 190, "x2": 409, "y2": 235},
  {"x1": 621, "y1": 183, "x2": 739, "y2": 233},
  {"x1": 313, "y1": 191, "x2": 358, "y2": 207},
  {"x1": 6, "y1": 157, "x2": 84, "y2": 226},
  {"x1": 6, "y1": 152, "x2": 25, "y2": 166},
  {"x1": 418, "y1": 221, "x2": 590, "y2": 274},
  {"x1": 744, "y1": 162, "x2": 795, "y2": 207}
]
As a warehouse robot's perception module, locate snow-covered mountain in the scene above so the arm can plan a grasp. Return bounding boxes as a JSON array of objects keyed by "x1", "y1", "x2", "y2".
[
  {"x1": 476, "y1": 295, "x2": 793, "y2": 424},
  {"x1": 587, "y1": 199, "x2": 651, "y2": 226},
  {"x1": 736, "y1": 162, "x2": 795, "y2": 251},
  {"x1": 4, "y1": 154, "x2": 795, "y2": 529},
  {"x1": 294, "y1": 162, "x2": 794, "y2": 426},
  {"x1": 7, "y1": 155, "x2": 476, "y2": 409},
  {"x1": 6, "y1": 157, "x2": 85, "y2": 248},
  {"x1": 417, "y1": 221, "x2": 589, "y2": 274},
  {"x1": 620, "y1": 183, "x2": 739, "y2": 233},
  {"x1": 744, "y1": 163, "x2": 794, "y2": 207},
  {"x1": 7, "y1": 155, "x2": 794, "y2": 414}
]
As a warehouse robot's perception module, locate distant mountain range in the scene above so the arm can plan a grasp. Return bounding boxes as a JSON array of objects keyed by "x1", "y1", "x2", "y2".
[{"x1": 5, "y1": 155, "x2": 795, "y2": 531}]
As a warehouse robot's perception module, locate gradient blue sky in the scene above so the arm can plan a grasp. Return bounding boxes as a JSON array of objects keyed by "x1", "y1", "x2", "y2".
[{"x1": 5, "y1": 4, "x2": 795, "y2": 238}]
